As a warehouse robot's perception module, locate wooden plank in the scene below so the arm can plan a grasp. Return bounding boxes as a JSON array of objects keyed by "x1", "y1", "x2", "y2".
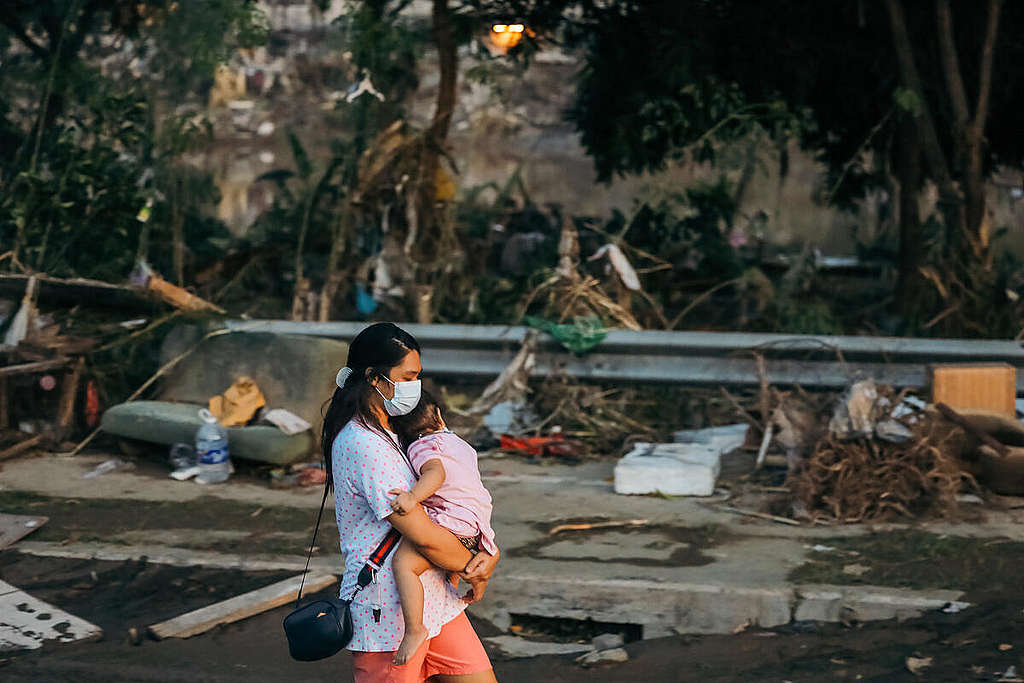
[
  {"x1": 0, "y1": 514, "x2": 47, "y2": 549},
  {"x1": 55, "y1": 358, "x2": 84, "y2": 439},
  {"x1": 147, "y1": 573, "x2": 337, "y2": 640},
  {"x1": 0, "y1": 579, "x2": 102, "y2": 651},
  {"x1": 0, "y1": 358, "x2": 68, "y2": 378}
]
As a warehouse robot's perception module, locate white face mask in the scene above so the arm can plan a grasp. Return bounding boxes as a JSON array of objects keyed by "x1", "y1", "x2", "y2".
[{"x1": 376, "y1": 376, "x2": 422, "y2": 417}]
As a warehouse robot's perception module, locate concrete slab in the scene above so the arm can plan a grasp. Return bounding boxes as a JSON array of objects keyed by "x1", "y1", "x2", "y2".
[
  {"x1": 794, "y1": 584, "x2": 968, "y2": 623},
  {"x1": 483, "y1": 635, "x2": 591, "y2": 658},
  {"x1": 0, "y1": 580, "x2": 102, "y2": 652}
]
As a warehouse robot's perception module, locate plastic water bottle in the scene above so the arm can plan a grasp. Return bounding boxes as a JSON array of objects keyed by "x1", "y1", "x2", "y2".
[{"x1": 196, "y1": 409, "x2": 231, "y2": 484}]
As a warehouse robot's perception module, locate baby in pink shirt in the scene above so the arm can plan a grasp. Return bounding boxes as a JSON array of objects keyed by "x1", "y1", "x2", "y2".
[{"x1": 388, "y1": 391, "x2": 497, "y2": 664}]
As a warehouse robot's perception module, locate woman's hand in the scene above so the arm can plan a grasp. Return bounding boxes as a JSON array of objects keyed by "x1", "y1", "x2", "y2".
[{"x1": 460, "y1": 547, "x2": 499, "y2": 582}]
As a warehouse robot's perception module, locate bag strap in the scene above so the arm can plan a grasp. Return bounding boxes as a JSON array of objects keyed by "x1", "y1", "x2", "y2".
[{"x1": 294, "y1": 480, "x2": 403, "y2": 609}]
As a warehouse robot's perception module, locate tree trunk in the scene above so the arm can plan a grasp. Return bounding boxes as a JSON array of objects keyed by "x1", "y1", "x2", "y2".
[{"x1": 894, "y1": 116, "x2": 924, "y2": 305}]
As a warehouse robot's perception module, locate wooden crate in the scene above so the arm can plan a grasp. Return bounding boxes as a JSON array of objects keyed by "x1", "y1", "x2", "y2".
[{"x1": 930, "y1": 363, "x2": 1017, "y2": 417}]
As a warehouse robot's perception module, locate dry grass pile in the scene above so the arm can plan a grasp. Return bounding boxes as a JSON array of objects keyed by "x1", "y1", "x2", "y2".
[
  {"x1": 787, "y1": 412, "x2": 975, "y2": 523},
  {"x1": 530, "y1": 374, "x2": 658, "y2": 456}
]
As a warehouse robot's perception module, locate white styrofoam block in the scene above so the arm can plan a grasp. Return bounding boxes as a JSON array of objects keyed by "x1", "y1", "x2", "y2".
[
  {"x1": 614, "y1": 442, "x2": 722, "y2": 496},
  {"x1": 672, "y1": 423, "x2": 749, "y2": 455}
]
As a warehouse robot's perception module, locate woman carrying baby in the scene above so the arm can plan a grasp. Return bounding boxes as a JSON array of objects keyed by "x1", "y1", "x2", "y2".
[{"x1": 323, "y1": 322, "x2": 499, "y2": 683}]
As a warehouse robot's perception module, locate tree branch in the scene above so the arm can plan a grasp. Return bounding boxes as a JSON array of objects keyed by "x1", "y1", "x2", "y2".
[
  {"x1": 883, "y1": 0, "x2": 954, "y2": 190},
  {"x1": 973, "y1": 0, "x2": 1002, "y2": 133},
  {"x1": 935, "y1": 0, "x2": 969, "y2": 136},
  {"x1": 0, "y1": 10, "x2": 51, "y2": 60}
]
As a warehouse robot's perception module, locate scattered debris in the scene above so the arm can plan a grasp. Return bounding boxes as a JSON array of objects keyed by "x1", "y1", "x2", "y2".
[
  {"x1": 841, "y1": 563, "x2": 871, "y2": 577},
  {"x1": 905, "y1": 655, "x2": 933, "y2": 675},
  {"x1": 1000, "y1": 665, "x2": 1023, "y2": 682},
  {"x1": 263, "y1": 408, "x2": 311, "y2": 435},
  {"x1": 0, "y1": 579, "x2": 102, "y2": 651},
  {"x1": 470, "y1": 331, "x2": 537, "y2": 416},
  {"x1": 148, "y1": 573, "x2": 337, "y2": 640},
  {"x1": 481, "y1": 401, "x2": 536, "y2": 437},
  {"x1": 590, "y1": 633, "x2": 625, "y2": 651},
  {"x1": 500, "y1": 434, "x2": 580, "y2": 459},
  {"x1": 575, "y1": 647, "x2": 629, "y2": 668},
  {"x1": 208, "y1": 376, "x2": 266, "y2": 427},
  {"x1": 940, "y1": 601, "x2": 970, "y2": 614},
  {"x1": 81, "y1": 458, "x2": 130, "y2": 479}
]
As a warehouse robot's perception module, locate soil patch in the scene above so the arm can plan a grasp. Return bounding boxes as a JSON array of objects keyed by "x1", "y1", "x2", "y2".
[
  {"x1": 788, "y1": 530, "x2": 1024, "y2": 597},
  {"x1": 1, "y1": 554, "x2": 1022, "y2": 681},
  {"x1": 0, "y1": 490, "x2": 330, "y2": 555}
]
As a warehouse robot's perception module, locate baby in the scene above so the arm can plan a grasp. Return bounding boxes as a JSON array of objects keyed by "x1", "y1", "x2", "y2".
[{"x1": 388, "y1": 391, "x2": 498, "y2": 665}]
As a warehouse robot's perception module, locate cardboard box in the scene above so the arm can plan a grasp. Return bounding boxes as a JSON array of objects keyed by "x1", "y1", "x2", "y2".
[{"x1": 931, "y1": 363, "x2": 1016, "y2": 417}]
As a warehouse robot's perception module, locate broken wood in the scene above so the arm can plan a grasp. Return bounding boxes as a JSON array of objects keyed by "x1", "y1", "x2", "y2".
[
  {"x1": 936, "y1": 402, "x2": 1010, "y2": 457},
  {"x1": 0, "y1": 358, "x2": 68, "y2": 377},
  {"x1": 147, "y1": 573, "x2": 337, "y2": 640},
  {"x1": 549, "y1": 519, "x2": 649, "y2": 535},
  {"x1": 0, "y1": 434, "x2": 44, "y2": 461},
  {"x1": 0, "y1": 513, "x2": 48, "y2": 549},
  {"x1": 146, "y1": 274, "x2": 226, "y2": 315},
  {"x1": 56, "y1": 357, "x2": 84, "y2": 439},
  {"x1": 755, "y1": 416, "x2": 775, "y2": 470}
]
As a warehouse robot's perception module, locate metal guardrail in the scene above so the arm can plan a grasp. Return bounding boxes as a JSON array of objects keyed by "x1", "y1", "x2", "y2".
[{"x1": 225, "y1": 320, "x2": 1024, "y2": 391}]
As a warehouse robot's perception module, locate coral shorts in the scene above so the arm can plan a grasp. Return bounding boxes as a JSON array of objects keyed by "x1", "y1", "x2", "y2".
[{"x1": 351, "y1": 612, "x2": 492, "y2": 682}]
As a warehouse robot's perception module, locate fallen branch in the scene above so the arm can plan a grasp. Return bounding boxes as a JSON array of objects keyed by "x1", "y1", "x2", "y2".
[
  {"x1": 549, "y1": 519, "x2": 649, "y2": 535},
  {"x1": 935, "y1": 402, "x2": 1009, "y2": 457},
  {"x1": 755, "y1": 417, "x2": 775, "y2": 470},
  {"x1": 0, "y1": 434, "x2": 45, "y2": 461},
  {"x1": 712, "y1": 505, "x2": 802, "y2": 526}
]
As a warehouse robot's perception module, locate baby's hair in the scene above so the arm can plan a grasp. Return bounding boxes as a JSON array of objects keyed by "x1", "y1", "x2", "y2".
[{"x1": 391, "y1": 389, "x2": 445, "y2": 453}]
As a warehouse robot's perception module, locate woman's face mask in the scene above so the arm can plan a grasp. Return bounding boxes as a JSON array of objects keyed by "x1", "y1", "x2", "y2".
[{"x1": 376, "y1": 375, "x2": 422, "y2": 417}]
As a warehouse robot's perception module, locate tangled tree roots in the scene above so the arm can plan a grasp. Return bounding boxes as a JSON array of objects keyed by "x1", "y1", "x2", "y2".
[{"x1": 787, "y1": 414, "x2": 976, "y2": 523}]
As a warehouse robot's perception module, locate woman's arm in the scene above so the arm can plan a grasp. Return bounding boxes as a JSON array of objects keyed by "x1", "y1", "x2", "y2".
[{"x1": 386, "y1": 505, "x2": 473, "y2": 572}]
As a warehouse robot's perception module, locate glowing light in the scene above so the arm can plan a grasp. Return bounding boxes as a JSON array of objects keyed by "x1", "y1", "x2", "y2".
[{"x1": 492, "y1": 24, "x2": 508, "y2": 33}]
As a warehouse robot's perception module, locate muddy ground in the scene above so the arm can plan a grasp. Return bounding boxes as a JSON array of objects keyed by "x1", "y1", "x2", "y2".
[{"x1": 2, "y1": 553, "x2": 1023, "y2": 682}]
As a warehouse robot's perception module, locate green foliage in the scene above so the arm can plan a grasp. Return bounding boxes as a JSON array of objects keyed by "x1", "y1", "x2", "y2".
[{"x1": 0, "y1": 0, "x2": 265, "y2": 282}]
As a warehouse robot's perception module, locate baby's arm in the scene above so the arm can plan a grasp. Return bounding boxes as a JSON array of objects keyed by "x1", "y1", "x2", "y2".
[{"x1": 388, "y1": 459, "x2": 445, "y2": 515}]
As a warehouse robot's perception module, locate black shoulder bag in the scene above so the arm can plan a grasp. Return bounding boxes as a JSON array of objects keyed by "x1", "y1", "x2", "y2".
[{"x1": 283, "y1": 481, "x2": 401, "y2": 662}]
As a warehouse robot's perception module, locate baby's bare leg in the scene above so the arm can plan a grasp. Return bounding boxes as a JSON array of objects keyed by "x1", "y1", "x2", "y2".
[{"x1": 392, "y1": 539, "x2": 434, "y2": 665}]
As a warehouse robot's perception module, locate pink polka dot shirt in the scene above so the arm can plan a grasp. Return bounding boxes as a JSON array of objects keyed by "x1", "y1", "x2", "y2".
[{"x1": 332, "y1": 420, "x2": 466, "y2": 652}]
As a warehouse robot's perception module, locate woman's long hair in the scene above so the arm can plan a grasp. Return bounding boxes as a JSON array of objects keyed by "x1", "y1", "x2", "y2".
[{"x1": 321, "y1": 322, "x2": 421, "y2": 484}]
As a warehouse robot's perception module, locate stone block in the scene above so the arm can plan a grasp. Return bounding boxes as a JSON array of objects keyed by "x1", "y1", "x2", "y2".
[{"x1": 158, "y1": 330, "x2": 348, "y2": 437}]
